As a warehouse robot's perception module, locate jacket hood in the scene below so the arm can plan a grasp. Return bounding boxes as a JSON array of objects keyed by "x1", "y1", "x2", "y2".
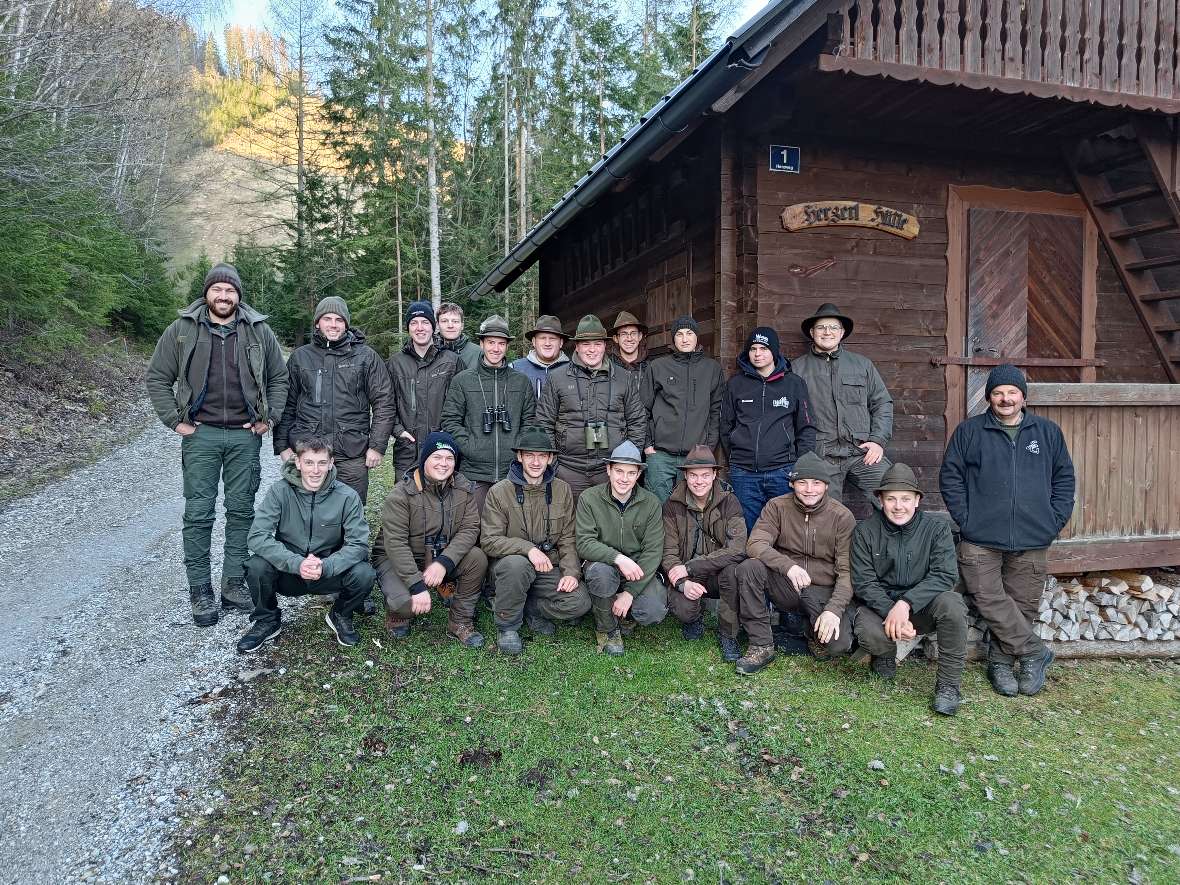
[
  {"x1": 525, "y1": 350, "x2": 569, "y2": 369},
  {"x1": 736, "y1": 352, "x2": 790, "y2": 381},
  {"x1": 609, "y1": 346, "x2": 649, "y2": 368},
  {"x1": 507, "y1": 458, "x2": 556, "y2": 488},
  {"x1": 312, "y1": 327, "x2": 366, "y2": 349},
  {"x1": 179, "y1": 297, "x2": 268, "y2": 324},
  {"x1": 280, "y1": 458, "x2": 338, "y2": 494}
]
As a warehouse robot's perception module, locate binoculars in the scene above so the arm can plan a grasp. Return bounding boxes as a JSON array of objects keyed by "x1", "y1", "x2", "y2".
[
  {"x1": 482, "y1": 406, "x2": 512, "y2": 433},
  {"x1": 537, "y1": 540, "x2": 554, "y2": 554},
  {"x1": 584, "y1": 420, "x2": 608, "y2": 450}
]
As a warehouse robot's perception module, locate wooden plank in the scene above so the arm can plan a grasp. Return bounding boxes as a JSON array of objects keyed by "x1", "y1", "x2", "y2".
[
  {"x1": 1027, "y1": 0, "x2": 1045, "y2": 80},
  {"x1": 854, "y1": 0, "x2": 872, "y2": 57},
  {"x1": 984, "y1": 0, "x2": 1003, "y2": 76},
  {"x1": 1047, "y1": 535, "x2": 1180, "y2": 572},
  {"x1": 943, "y1": 0, "x2": 962, "y2": 69},
  {"x1": 1082, "y1": 0, "x2": 1102, "y2": 88},
  {"x1": 1002, "y1": 0, "x2": 1022, "y2": 78},
  {"x1": 944, "y1": 186, "x2": 966, "y2": 442},
  {"x1": 1120, "y1": 0, "x2": 1141, "y2": 90},
  {"x1": 880, "y1": 0, "x2": 898, "y2": 63},
  {"x1": 1044, "y1": 0, "x2": 1064, "y2": 81},
  {"x1": 1143, "y1": 0, "x2": 1160, "y2": 96},
  {"x1": 1028, "y1": 382, "x2": 1180, "y2": 405},
  {"x1": 919, "y1": 0, "x2": 940, "y2": 66},
  {"x1": 1163, "y1": 0, "x2": 1179, "y2": 99},
  {"x1": 900, "y1": 0, "x2": 918, "y2": 64},
  {"x1": 1102, "y1": 0, "x2": 1122, "y2": 90},
  {"x1": 963, "y1": 0, "x2": 982, "y2": 72},
  {"x1": 934, "y1": 356, "x2": 1106, "y2": 367},
  {"x1": 1062, "y1": 0, "x2": 1080, "y2": 85},
  {"x1": 1081, "y1": 216, "x2": 1099, "y2": 382}
]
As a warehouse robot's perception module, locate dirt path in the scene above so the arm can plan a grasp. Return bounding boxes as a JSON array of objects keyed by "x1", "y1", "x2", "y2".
[{"x1": 0, "y1": 416, "x2": 289, "y2": 883}]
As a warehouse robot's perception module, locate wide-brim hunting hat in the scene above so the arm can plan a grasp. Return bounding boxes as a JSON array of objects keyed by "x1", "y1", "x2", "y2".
[
  {"x1": 525, "y1": 315, "x2": 568, "y2": 341},
  {"x1": 677, "y1": 445, "x2": 719, "y2": 470},
  {"x1": 572, "y1": 314, "x2": 609, "y2": 341},
  {"x1": 790, "y1": 452, "x2": 832, "y2": 483},
  {"x1": 512, "y1": 426, "x2": 557, "y2": 454},
  {"x1": 874, "y1": 462, "x2": 922, "y2": 495},
  {"x1": 611, "y1": 311, "x2": 648, "y2": 335},
  {"x1": 604, "y1": 440, "x2": 646, "y2": 469},
  {"x1": 801, "y1": 303, "x2": 854, "y2": 338},
  {"x1": 478, "y1": 314, "x2": 511, "y2": 339}
]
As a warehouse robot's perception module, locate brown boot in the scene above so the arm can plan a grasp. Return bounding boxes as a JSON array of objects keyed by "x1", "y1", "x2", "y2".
[
  {"x1": 447, "y1": 619, "x2": 485, "y2": 649},
  {"x1": 384, "y1": 611, "x2": 411, "y2": 639},
  {"x1": 736, "y1": 644, "x2": 776, "y2": 675},
  {"x1": 596, "y1": 629, "x2": 624, "y2": 656}
]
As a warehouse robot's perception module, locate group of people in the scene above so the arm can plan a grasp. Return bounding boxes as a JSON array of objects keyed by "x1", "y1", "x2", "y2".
[{"x1": 145, "y1": 263, "x2": 1076, "y2": 716}]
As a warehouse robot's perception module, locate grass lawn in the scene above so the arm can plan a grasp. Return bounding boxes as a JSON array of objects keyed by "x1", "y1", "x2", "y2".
[{"x1": 177, "y1": 467, "x2": 1180, "y2": 883}]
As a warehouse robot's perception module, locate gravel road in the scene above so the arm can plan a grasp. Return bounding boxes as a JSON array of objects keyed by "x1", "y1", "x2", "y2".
[{"x1": 0, "y1": 413, "x2": 294, "y2": 883}]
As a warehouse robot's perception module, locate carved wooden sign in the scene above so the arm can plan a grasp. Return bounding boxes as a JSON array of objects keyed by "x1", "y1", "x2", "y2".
[{"x1": 781, "y1": 201, "x2": 920, "y2": 239}]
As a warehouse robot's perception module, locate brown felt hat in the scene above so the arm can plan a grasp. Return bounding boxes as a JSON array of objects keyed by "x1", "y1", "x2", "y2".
[
  {"x1": 677, "y1": 445, "x2": 720, "y2": 470},
  {"x1": 801, "y1": 303, "x2": 854, "y2": 339},
  {"x1": 611, "y1": 310, "x2": 648, "y2": 334},
  {"x1": 874, "y1": 462, "x2": 922, "y2": 495},
  {"x1": 525, "y1": 315, "x2": 568, "y2": 341}
]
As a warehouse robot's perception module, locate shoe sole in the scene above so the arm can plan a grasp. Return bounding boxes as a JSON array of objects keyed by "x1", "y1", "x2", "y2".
[
  {"x1": 193, "y1": 614, "x2": 219, "y2": 627},
  {"x1": 221, "y1": 602, "x2": 253, "y2": 614},
  {"x1": 237, "y1": 626, "x2": 281, "y2": 654},
  {"x1": 1019, "y1": 649, "x2": 1055, "y2": 695},
  {"x1": 325, "y1": 611, "x2": 358, "y2": 647}
]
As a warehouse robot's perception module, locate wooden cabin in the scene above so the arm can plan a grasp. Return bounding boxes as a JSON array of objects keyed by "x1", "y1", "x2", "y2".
[{"x1": 473, "y1": 0, "x2": 1180, "y2": 574}]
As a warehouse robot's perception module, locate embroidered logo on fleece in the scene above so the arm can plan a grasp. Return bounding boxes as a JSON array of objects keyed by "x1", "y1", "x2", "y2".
[
  {"x1": 1026, "y1": 440, "x2": 1040, "y2": 455},
  {"x1": 772, "y1": 397, "x2": 790, "y2": 409}
]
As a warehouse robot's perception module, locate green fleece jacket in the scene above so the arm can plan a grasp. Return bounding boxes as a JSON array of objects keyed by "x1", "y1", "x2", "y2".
[
  {"x1": 247, "y1": 462, "x2": 370, "y2": 578},
  {"x1": 440, "y1": 360, "x2": 537, "y2": 483},
  {"x1": 850, "y1": 509, "x2": 959, "y2": 618},
  {"x1": 575, "y1": 482, "x2": 664, "y2": 596}
]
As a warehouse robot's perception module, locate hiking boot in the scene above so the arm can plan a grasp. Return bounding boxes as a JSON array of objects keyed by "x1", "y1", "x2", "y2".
[
  {"x1": 237, "y1": 621, "x2": 280, "y2": 654},
  {"x1": 870, "y1": 654, "x2": 897, "y2": 680},
  {"x1": 220, "y1": 576, "x2": 253, "y2": 613},
  {"x1": 596, "y1": 629, "x2": 624, "y2": 656},
  {"x1": 772, "y1": 610, "x2": 811, "y2": 655},
  {"x1": 447, "y1": 620, "x2": 485, "y2": 649},
  {"x1": 189, "y1": 583, "x2": 218, "y2": 627},
  {"x1": 717, "y1": 633, "x2": 741, "y2": 663},
  {"x1": 736, "y1": 644, "x2": 775, "y2": 675},
  {"x1": 497, "y1": 628, "x2": 523, "y2": 656},
  {"x1": 987, "y1": 662, "x2": 1019, "y2": 697},
  {"x1": 681, "y1": 617, "x2": 705, "y2": 641},
  {"x1": 1018, "y1": 647, "x2": 1055, "y2": 696},
  {"x1": 526, "y1": 612, "x2": 556, "y2": 636},
  {"x1": 932, "y1": 682, "x2": 962, "y2": 716},
  {"x1": 619, "y1": 616, "x2": 637, "y2": 637},
  {"x1": 361, "y1": 595, "x2": 379, "y2": 616},
  {"x1": 384, "y1": 611, "x2": 411, "y2": 639},
  {"x1": 325, "y1": 610, "x2": 359, "y2": 647}
]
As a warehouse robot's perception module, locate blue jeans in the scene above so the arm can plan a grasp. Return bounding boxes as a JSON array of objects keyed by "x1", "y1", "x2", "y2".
[{"x1": 729, "y1": 464, "x2": 794, "y2": 531}]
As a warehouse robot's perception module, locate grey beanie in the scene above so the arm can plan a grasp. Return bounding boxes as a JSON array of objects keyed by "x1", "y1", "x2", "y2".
[
  {"x1": 203, "y1": 263, "x2": 243, "y2": 297},
  {"x1": 314, "y1": 296, "x2": 351, "y2": 327},
  {"x1": 986, "y1": 363, "x2": 1028, "y2": 398},
  {"x1": 791, "y1": 452, "x2": 832, "y2": 483}
]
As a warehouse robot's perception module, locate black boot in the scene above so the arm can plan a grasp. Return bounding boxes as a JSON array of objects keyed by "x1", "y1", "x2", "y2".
[
  {"x1": 987, "y1": 662, "x2": 1018, "y2": 697},
  {"x1": 681, "y1": 617, "x2": 705, "y2": 641},
  {"x1": 870, "y1": 654, "x2": 897, "y2": 679},
  {"x1": 717, "y1": 633, "x2": 741, "y2": 663},
  {"x1": 1018, "y1": 647, "x2": 1055, "y2": 696},
  {"x1": 932, "y1": 682, "x2": 962, "y2": 716},
  {"x1": 220, "y1": 576, "x2": 253, "y2": 613}
]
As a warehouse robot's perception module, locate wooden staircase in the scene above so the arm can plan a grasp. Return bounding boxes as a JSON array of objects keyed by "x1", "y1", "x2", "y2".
[{"x1": 1067, "y1": 119, "x2": 1180, "y2": 383}]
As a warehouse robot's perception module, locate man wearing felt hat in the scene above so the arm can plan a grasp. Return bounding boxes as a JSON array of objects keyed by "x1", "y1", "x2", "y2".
[
  {"x1": 939, "y1": 364, "x2": 1074, "y2": 699},
  {"x1": 576, "y1": 441, "x2": 666, "y2": 656},
  {"x1": 479, "y1": 426, "x2": 590, "y2": 655},
  {"x1": 609, "y1": 310, "x2": 651, "y2": 397},
  {"x1": 852, "y1": 462, "x2": 967, "y2": 716},
  {"x1": 792, "y1": 303, "x2": 894, "y2": 510},
  {"x1": 511, "y1": 315, "x2": 570, "y2": 399}
]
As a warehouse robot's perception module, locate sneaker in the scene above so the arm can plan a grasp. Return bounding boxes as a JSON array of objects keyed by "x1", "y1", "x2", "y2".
[
  {"x1": 932, "y1": 682, "x2": 962, "y2": 716},
  {"x1": 237, "y1": 621, "x2": 280, "y2": 654},
  {"x1": 736, "y1": 644, "x2": 776, "y2": 675},
  {"x1": 220, "y1": 576, "x2": 253, "y2": 613},
  {"x1": 1017, "y1": 647, "x2": 1055, "y2": 696},
  {"x1": 447, "y1": 620, "x2": 485, "y2": 649},
  {"x1": 870, "y1": 655, "x2": 897, "y2": 679},
  {"x1": 189, "y1": 583, "x2": 218, "y2": 627},
  {"x1": 987, "y1": 662, "x2": 1019, "y2": 697},
  {"x1": 681, "y1": 617, "x2": 705, "y2": 641},
  {"x1": 497, "y1": 628, "x2": 523, "y2": 656},
  {"x1": 526, "y1": 612, "x2": 556, "y2": 636},
  {"x1": 596, "y1": 629, "x2": 624, "y2": 656},
  {"x1": 384, "y1": 611, "x2": 411, "y2": 639},
  {"x1": 325, "y1": 610, "x2": 359, "y2": 647},
  {"x1": 717, "y1": 633, "x2": 741, "y2": 663}
]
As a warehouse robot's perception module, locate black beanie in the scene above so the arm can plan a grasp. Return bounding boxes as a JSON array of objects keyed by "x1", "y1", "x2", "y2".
[
  {"x1": 418, "y1": 430, "x2": 460, "y2": 477},
  {"x1": 203, "y1": 263, "x2": 243, "y2": 298},
  {"x1": 406, "y1": 300, "x2": 436, "y2": 330},
  {"x1": 672, "y1": 315, "x2": 699, "y2": 336},
  {"x1": 986, "y1": 363, "x2": 1028, "y2": 398},
  {"x1": 745, "y1": 326, "x2": 781, "y2": 359}
]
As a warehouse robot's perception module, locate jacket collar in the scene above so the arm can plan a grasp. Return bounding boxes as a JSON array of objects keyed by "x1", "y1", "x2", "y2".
[
  {"x1": 525, "y1": 350, "x2": 568, "y2": 370},
  {"x1": 736, "y1": 353, "x2": 789, "y2": 382},
  {"x1": 791, "y1": 491, "x2": 830, "y2": 517},
  {"x1": 878, "y1": 507, "x2": 922, "y2": 535}
]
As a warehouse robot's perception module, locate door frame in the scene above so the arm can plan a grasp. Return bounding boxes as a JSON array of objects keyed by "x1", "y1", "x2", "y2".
[{"x1": 943, "y1": 185, "x2": 1099, "y2": 441}]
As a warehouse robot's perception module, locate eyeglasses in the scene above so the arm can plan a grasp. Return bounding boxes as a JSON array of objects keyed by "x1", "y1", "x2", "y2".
[{"x1": 812, "y1": 323, "x2": 844, "y2": 333}]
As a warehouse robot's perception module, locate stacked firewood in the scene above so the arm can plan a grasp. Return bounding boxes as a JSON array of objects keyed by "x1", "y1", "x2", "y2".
[{"x1": 1032, "y1": 572, "x2": 1178, "y2": 643}]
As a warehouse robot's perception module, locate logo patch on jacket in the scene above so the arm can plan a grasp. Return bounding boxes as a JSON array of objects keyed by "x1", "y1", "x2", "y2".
[
  {"x1": 1026, "y1": 440, "x2": 1040, "y2": 455},
  {"x1": 772, "y1": 397, "x2": 790, "y2": 409}
]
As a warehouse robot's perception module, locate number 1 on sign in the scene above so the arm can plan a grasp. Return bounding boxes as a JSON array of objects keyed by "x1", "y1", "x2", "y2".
[{"x1": 769, "y1": 144, "x2": 800, "y2": 173}]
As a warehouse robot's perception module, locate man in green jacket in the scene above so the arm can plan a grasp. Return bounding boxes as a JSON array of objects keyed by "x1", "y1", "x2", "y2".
[
  {"x1": 851, "y1": 463, "x2": 967, "y2": 716},
  {"x1": 145, "y1": 262, "x2": 288, "y2": 628},
  {"x1": 441, "y1": 314, "x2": 537, "y2": 514},
  {"x1": 642, "y1": 315, "x2": 725, "y2": 502},
  {"x1": 480, "y1": 426, "x2": 591, "y2": 655},
  {"x1": 236, "y1": 437, "x2": 375, "y2": 652},
  {"x1": 371, "y1": 431, "x2": 488, "y2": 647},
  {"x1": 576, "y1": 441, "x2": 666, "y2": 655},
  {"x1": 437, "y1": 301, "x2": 482, "y2": 370}
]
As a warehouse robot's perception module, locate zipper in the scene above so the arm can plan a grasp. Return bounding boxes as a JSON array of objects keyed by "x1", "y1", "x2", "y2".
[
  {"x1": 1009, "y1": 429, "x2": 1018, "y2": 549},
  {"x1": 305, "y1": 493, "x2": 316, "y2": 555},
  {"x1": 315, "y1": 367, "x2": 323, "y2": 404},
  {"x1": 493, "y1": 368, "x2": 501, "y2": 481},
  {"x1": 219, "y1": 334, "x2": 229, "y2": 425},
  {"x1": 754, "y1": 380, "x2": 766, "y2": 470}
]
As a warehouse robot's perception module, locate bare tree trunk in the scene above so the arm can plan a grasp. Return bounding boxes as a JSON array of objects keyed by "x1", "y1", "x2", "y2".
[
  {"x1": 516, "y1": 98, "x2": 527, "y2": 241},
  {"x1": 425, "y1": 0, "x2": 441, "y2": 310},
  {"x1": 395, "y1": 194, "x2": 403, "y2": 342},
  {"x1": 502, "y1": 48, "x2": 511, "y2": 257}
]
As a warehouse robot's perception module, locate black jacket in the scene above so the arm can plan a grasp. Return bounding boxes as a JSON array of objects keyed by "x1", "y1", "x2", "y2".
[
  {"x1": 938, "y1": 409, "x2": 1075, "y2": 552},
  {"x1": 387, "y1": 342, "x2": 462, "y2": 465},
  {"x1": 642, "y1": 349, "x2": 725, "y2": 454},
  {"x1": 440, "y1": 360, "x2": 537, "y2": 484},
  {"x1": 851, "y1": 509, "x2": 958, "y2": 618},
  {"x1": 719, "y1": 355, "x2": 816, "y2": 471}
]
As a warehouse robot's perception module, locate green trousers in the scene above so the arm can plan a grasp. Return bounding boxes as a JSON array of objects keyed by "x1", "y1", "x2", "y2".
[
  {"x1": 644, "y1": 450, "x2": 685, "y2": 503},
  {"x1": 181, "y1": 424, "x2": 262, "y2": 588}
]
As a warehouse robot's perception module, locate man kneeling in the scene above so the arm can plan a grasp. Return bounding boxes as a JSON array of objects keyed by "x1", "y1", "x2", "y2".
[
  {"x1": 372, "y1": 431, "x2": 488, "y2": 647},
  {"x1": 238, "y1": 437, "x2": 375, "y2": 652},
  {"x1": 480, "y1": 426, "x2": 591, "y2": 655},
  {"x1": 576, "y1": 441, "x2": 666, "y2": 655},
  {"x1": 851, "y1": 463, "x2": 967, "y2": 716},
  {"x1": 734, "y1": 452, "x2": 856, "y2": 674}
]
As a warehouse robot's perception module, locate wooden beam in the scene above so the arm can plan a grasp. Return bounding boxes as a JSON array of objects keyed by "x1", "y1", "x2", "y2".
[
  {"x1": 1046, "y1": 536, "x2": 1180, "y2": 572},
  {"x1": 1027, "y1": 382, "x2": 1180, "y2": 406},
  {"x1": 932, "y1": 356, "x2": 1108, "y2": 367}
]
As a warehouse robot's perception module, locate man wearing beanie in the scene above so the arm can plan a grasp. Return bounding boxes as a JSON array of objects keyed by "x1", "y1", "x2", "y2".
[
  {"x1": 641, "y1": 314, "x2": 725, "y2": 502},
  {"x1": 792, "y1": 303, "x2": 894, "y2": 510},
  {"x1": 146, "y1": 262, "x2": 288, "y2": 628},
  {"x1": 370, "y1": 431, "x2": 489, "y2": 647},
  {"x1": 720, "y1": 325, "x2": 816, "y2": 530},
  {"x1": 734, "y1": 452, "x2": 856, "y2": 675},
  {"x1": 273, "y1": 296, "x2": 394, "y2": 504},
  {"x1": 387, "y1": 301, "x2": 462, "y2": 478},
  {"x1": 940, "y1": 364, "x2": 1074, "y2": 699}
]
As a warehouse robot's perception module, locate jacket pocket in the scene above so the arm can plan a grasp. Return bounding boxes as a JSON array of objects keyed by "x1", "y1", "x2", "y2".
[{"x1": 839, "y1": 381, "x2": 870, "y2": 437}]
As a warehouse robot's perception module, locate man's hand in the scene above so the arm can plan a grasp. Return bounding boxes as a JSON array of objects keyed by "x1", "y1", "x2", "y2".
[
  {"x1": 682, "y1": 580, "x2": 707, "y2": 601},
  {"x1": 299, "y1": 554, "x2": 323, "y2": 581},
  {"x1": 364, "y1": 448, "x2": 383, "y2": 468},
  {"x1": 814, "y1": 611, "x2": 841, "y2": 644},
  {"x1": 883, "y1": 600, "x2": 916, "y2": 641},
  {"x1": 422, "y1": 562, "x2": 447, "y2": 588},
  {"x1": 175, "y1": 422, "x2": 197, "y2": 437},
  {"x1": 859, "y1": 441, "x2": 885, "y2": 466},
  {"x1": 399, "y1": 431, "x2": 415, "y2": 443},
  {"x1": 410, "y1": 591, "x2": 432, "y2": 615},
  {"x1": 643, "y1": 446, "x2": 656, "y2": 455},
  {"x1": 614, "y1": 555, "x2": 644, "y2": 583},
  {"x1": 244, "y1": 420, "x2": 270, "y2": 435},
  {"x1": 612, "y1": 591, "x2": 634, "y2": 618},
  {"x1": 786, "y1": 564, "x2": 812, "y2": 592},
  {"x1": 279, "y1": 447, "x2": 295, "y2": 462},
  {"x1": 556, "y1": 575, "x2": 579, "y2": 593},
  {"x1": 528, "y1": 547, "x2": 554, "y2": 573},
  {"x1": 666, "y1": 564, "x2": 689, "y2": 586}
]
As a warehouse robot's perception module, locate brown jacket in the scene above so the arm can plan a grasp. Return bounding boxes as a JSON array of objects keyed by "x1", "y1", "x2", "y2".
[
  {"x1": 747, "y1": 493, "x2": 856, "y2": 616},
  {"x1": 661, "y1": 479, "x2": 747, "y2": 581}
]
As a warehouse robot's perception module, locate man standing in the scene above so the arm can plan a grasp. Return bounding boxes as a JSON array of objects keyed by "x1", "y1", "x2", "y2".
[
  {"x1": 437, "y1": 301, "x2": 482, "y2": 370},
  {"x1": 274, "y1": 296, "x2": 394, "y2": 504},
  {"x1": 388, "y1": 301, "x2": 462, "y2": 479},
  {"x1": 939, "y1": 364, "x2": 1074, "y2": 698},
  {"x1": 511, "y1": 315, "x2": 570, "y2": 398},
  {"x1": 720, "y1": 326, "x2": 816, "y2": 530},
  {"x1": 237, "y1": 438, "x2": 376, "y2": 652},
  {"x1": 371, "y1": 431, "x2": 488, "y2": 647},
  {"x1": 480, "y1": 426, "x2": 591, "y2": 655},
  {"x1": 609, "y1": 310, "x2": 651, "y2": 397},
  {"x1": 535, "y1": 314, "x2": 647, "y2": 500},
  {"x1": 642, "y1": 315, "x2": 725, "y2": 503},
  {"x1": 853, "y1": 463, "x2": 967, "y2": 716},
  {"x1": 792, "y1": 303, "x2": 893, "y2": 509},
  {"x1": 145, "y1": 262, "x2": 288, "y2": 627},
  {"x1": 661, "y1": 447, "x2": 748, "y2": 659},
  {"x1": 441, "y1": 314, "x2": 536, "y2": 513},
  {"x1": 576, "y1": 441, "x2": 666, "y2": 656},
  {"x1": 733, "y1": 452, "x2": 856, "y2": 675}
]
